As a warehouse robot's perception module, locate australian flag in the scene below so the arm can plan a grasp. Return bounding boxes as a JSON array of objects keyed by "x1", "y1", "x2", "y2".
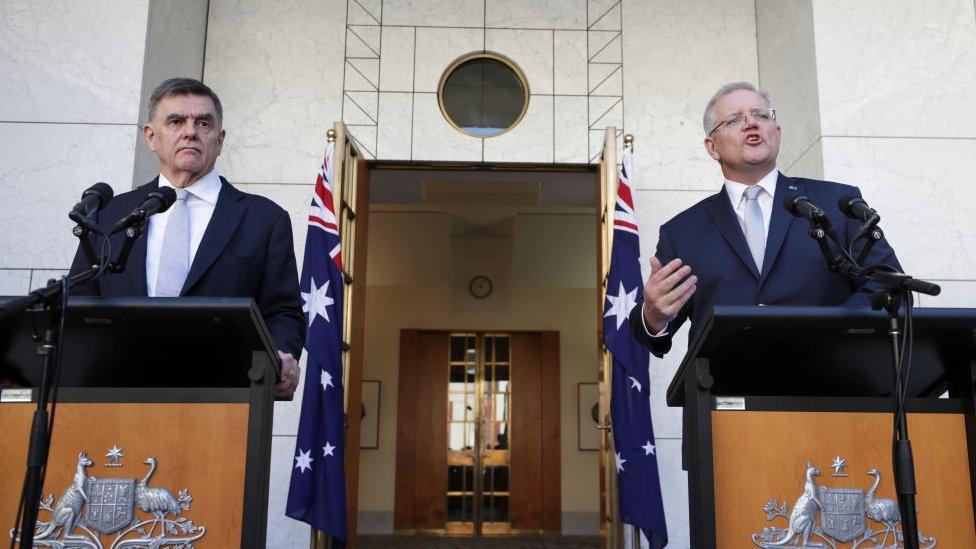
[
  {"x1": 602, "y1": 147, "x2": 668, "y2": 547},
  {"x1": 286, "y1": 139, "x2": 348, "y2": 542}
]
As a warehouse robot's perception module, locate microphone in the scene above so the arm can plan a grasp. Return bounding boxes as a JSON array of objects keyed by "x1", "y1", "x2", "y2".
[
  {"x1": 108, "y1": 187, "x2": 177, "y2": 235},
  {"x1": 68, "y1": 182, "x2": 114, "y2": 229},
  {"x1": 838, "y1": 194, "x2": 881, "y2": 224},
  {"x1": 783, "y1": 193, "x2": 836, "y2": 236}
]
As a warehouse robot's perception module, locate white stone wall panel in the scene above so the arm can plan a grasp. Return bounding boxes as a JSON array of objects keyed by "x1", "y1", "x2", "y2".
[
  {"x1": 204, "y1": 0, "x2": 347, "y2": 184},
  {"x1": 553, "y1": 30, "x2": 588, "y2": 95},
  {"x1": 382, "y1": 0, "x2": 485, "y2": 27},
  {"x1": 0, "y1": 123, "x2": 136, "y2": 269},
  {"x1": 379, "y1": 27, "x2": 416, "y2": 92},
  {"x1": 0, "y1": 0, "x2": 149, "y2": 124},
  {"x1": 555, "y1": 96, "x2": 590, "y2": 163},
  {"x1": 485, "y1": 0, "x2": 587, "y2": 30},
  {"x1": 377, "y1": 92, "x2": 414, "y2": 159},
  {"x1": 813, "y1": 0, "x2": 976, "y2": 138},
  {"x1": 0, "y1": 270, "x2": 31, "y2": 295}
]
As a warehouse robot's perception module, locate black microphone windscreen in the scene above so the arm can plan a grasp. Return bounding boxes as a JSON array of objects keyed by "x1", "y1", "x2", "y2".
[
  {"x1": 838, "y1": 194, "x2": 861, "y2": 215},
  {"x1": 84, "y1": 182, "x2": 114, "y2": 208},
  {"x1": 152, "y1": 186, "x2": 178, "y2": 213},
  {"x1": 782, "y1": 193, "x2": 803, "y2": 216}
]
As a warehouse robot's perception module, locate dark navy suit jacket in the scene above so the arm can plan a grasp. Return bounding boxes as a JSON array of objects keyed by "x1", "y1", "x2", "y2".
[
  {"x1": 69, "y1": 177, "x2": 306, "y2": 358},
  {"x1": 628, "y1": 173, "x2": 901, "y2": 356}
]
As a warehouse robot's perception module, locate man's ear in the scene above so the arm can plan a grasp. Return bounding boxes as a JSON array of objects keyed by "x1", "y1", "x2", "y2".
[
  {"x1": 142, "y1": 124, "x2": 157, "y2": 152},
  {"x1": 704, "y1": 137, "x2": 720, "y2": 161}
]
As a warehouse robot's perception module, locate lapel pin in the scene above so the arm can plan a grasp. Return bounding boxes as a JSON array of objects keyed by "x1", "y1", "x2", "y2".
[{"x1": 788, "y1": 184, "x2": 798, "y2": 191}]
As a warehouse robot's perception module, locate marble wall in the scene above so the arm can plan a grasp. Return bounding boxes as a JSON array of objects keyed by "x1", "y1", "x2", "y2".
[{"x1": 5, "y1": 0, "x2": 976, "y2": 547}]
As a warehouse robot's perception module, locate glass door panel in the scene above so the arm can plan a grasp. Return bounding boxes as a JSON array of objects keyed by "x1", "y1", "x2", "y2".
[{"x1": 446, "y1": 332, "x2": 512, "y2": 535}]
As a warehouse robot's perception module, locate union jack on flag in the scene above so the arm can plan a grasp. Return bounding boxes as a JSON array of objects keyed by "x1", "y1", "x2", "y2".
[
  {"x1": 287, "y1": 139, "x2": 348, "y2": 542},
  {"x1": 602, "y1": 146, "x2": 668, "y2": 547}
]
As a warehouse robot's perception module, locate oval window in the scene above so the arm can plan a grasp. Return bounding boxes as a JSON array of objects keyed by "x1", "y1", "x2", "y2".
[{"x1": 438, "y1": 54, "x2": 529, "y2": 138}]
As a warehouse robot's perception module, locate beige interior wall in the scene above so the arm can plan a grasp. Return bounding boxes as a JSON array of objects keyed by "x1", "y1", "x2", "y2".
[{"x1": 358, "y1": 206, "x2": 599, "y2": 532}]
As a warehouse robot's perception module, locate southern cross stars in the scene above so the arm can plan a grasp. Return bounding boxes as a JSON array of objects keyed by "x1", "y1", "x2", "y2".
[
  {"x1": 615, "y1": 451, "x2": 627, "y2": 472},
  {"x1": 302, "y1": 277, "x2": 334, "y2": 328},
  {"x1": 294, "y1": 449, "x2": 312, "y2": 474},
  {"x1": 642, "y1": 441, "x2": 656, "y2": 456},
  {"x1": 605, "y1": 281, "x2": 639, "y2": 330},
  {"x1": 321, "y1": 369, "x2": 334, "y2": 391},
  {"x1": 628, "y1": 376, "x2": 642, "y2": 393},
  {"x1": 323, "y1": 441, "x2": 336, "y2": 457}
]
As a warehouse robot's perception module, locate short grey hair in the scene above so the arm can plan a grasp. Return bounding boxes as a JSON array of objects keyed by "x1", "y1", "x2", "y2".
[
  {"x1": 702, "y1": 81, "x2": 774, "y2": 135},
  {"x1": 147, "y1": 77, "x2": 223, "y2": 125}
]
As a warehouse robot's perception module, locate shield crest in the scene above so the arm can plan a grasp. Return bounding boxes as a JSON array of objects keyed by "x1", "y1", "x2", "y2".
[
  {"x1": 85, "y1": 477, "x2": 136, "y2": 534},
  {"x1": 819, "y1": 486, "x2": 866, "y2": 542}
]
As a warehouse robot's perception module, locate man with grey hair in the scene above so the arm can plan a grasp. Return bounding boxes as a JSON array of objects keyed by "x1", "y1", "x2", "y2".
[
  {"x1": 69, "y1": 77, "x2": 304, "y2": 395},
  {"x1": 629, "y1": 81, "x2": 901, "y2": 355}
]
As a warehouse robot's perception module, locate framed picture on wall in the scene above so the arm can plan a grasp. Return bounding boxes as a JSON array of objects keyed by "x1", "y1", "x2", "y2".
[
  {"x1": 360, "y1": 380, "x2": 381, "y2": 449},
  {"x1": 578, "y1": 382, "x2": 600, "y2": 451}
]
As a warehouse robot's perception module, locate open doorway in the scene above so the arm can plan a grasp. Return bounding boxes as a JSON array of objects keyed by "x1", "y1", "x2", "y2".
[{"x1": 355, "y1": 162, "x2": 602, "y2": 543}]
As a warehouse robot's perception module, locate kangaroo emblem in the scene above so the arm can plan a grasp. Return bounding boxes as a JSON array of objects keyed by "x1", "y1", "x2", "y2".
[
  {"x1": 769, "y1": 462, "x2": 822, "y2": 546},
  {"x1": 34, "y1": 451, "x2": 93, "y2": 540}
]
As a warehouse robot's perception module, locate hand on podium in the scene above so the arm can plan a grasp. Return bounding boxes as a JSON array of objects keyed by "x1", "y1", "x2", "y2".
[{"x1": 275, "y1": 351, "x2": 300, "y2": 397}]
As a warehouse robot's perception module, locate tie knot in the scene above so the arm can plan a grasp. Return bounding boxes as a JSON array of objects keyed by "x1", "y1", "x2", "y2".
[
  {"x1": 174, "y1": 188, "x2": 189, "y2": 201},
  {"x1": 744, "y1": 185, "x2": 763, "y2": 201}
]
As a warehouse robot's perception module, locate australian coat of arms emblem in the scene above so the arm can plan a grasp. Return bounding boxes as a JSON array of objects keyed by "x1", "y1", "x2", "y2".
[
  {"x1": 9, "y1": 449, "x2": 206, "y2": 548},
  {"x1": 751, "y1": 460, "x2": 936, "y2": 548}
]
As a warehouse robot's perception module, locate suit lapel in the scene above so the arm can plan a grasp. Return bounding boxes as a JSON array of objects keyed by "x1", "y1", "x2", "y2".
[
  {"x1": 124, "y1": 180, "x2": 156, "y2": 296},
  {"x1": 705, "y1": 189, "x2": 760, "y2": 279},
  {"x1": 180, "y1": 177, "x2": 247, "y2": 295},
  {"x1": 759, "y1": 173, "x2": 800, "y2": 284}
]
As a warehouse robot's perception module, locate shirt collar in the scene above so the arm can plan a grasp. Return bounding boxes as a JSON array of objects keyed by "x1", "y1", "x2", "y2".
[
  {"x1": 723, "y1": 167, "x2": 779, "y2": 207},
  {"x1": 157, "y1": 169, "x2": 222, "y2": 205}
]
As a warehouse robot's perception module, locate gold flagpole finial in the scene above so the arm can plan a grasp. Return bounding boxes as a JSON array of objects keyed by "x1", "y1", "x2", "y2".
[
  {"x1": 623, "y1": 134, "x2": 634, "y2": 149},
  {"x1": 326, "y1": 129, "x2": 337, "y2": 143}
]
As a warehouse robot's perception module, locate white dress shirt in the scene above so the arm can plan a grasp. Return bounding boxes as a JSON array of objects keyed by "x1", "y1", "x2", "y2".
[
  {"x1": 640, "y1": 167, "x2": 780, "y2": 337},
  {"x1": 723, "y1": 167, "x2": 778, "y2": 242},
  {"x1": 145, "y1": 170, "x2": 222, "y2": 296}
]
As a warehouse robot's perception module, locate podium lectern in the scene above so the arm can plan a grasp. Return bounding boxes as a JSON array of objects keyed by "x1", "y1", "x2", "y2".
[
  {"x1": 670, "y1": 306, "x2": 976, "y2": 548},
  {"x1": 0, "y1": 296, "x2": 280, "y2": 548}
]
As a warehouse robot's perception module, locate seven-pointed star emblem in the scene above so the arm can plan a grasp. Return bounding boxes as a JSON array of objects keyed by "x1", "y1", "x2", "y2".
[
  {"x1": 302, "y1": 278, "x2": 334, "y2": 328},
  {"x1": 605, "y1": 281, "x2": 639, "y2": 330}
]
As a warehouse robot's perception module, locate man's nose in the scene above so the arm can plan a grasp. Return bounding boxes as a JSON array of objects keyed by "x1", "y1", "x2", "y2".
[
  {"x1": 181, "y1": 120, "x2": 199, "y2": 138},
  {"x1": 741, "y1": 113, "x2": 760, "y2": 130}
]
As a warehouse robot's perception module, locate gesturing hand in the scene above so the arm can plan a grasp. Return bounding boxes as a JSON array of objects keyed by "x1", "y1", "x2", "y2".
[{"x1": 642, "y1": 257, "x2": 697, "y2": 334}]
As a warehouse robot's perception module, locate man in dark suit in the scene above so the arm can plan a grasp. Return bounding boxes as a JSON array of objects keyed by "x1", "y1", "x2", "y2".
[
  {"x1": 629, "y1": 82, "x2": 900, "y2": 356},
  {"x1": 70, "y1": 78, "x2": 304, "y2": 396}
]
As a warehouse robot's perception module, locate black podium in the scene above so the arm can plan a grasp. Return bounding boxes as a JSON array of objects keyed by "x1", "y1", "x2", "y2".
[
  {"x1": 0, "y1": 296, "x2": 280, "y2": 547},
  {"x1": 668, "y1": 306, "x2": 976, "y2": 548}
]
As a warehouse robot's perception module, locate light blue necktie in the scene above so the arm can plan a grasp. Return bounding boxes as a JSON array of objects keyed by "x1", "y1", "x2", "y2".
[
  {"x1": 155, "y1": 188, "x2": 190, "y2": 297},
  {"x1": 742, "y1": 185, "x2": 765, "y2": 273}
]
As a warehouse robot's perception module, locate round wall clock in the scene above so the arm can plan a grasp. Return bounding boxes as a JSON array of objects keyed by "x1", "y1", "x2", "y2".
[{"x1": 468, "y1": 275, "x2": 493, "y2": 299}]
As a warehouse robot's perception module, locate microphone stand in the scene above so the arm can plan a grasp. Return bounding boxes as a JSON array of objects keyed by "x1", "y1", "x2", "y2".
[
  {"x1": 805, "y1": 216, "x2": 939, "y2": 549},
  {"x1": 10, "y1": 223, "x2": 105, "y2": 548}
]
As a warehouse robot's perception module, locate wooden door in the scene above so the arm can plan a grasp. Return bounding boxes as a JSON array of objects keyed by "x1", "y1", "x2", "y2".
[
  {"x1": 394, "y1": 330, "x2": 560, "y2": 534},
  {"x1": 596, "y1": 127, "x2": 622, "y2": 548},
  {"x1": 314, "y1": 122, "x2": 370, "y2": 546}
]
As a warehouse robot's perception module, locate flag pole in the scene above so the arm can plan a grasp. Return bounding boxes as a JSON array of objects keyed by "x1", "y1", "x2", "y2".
[{"x1": 309, "y1": 127, "x2": 339, "y2": 549}]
